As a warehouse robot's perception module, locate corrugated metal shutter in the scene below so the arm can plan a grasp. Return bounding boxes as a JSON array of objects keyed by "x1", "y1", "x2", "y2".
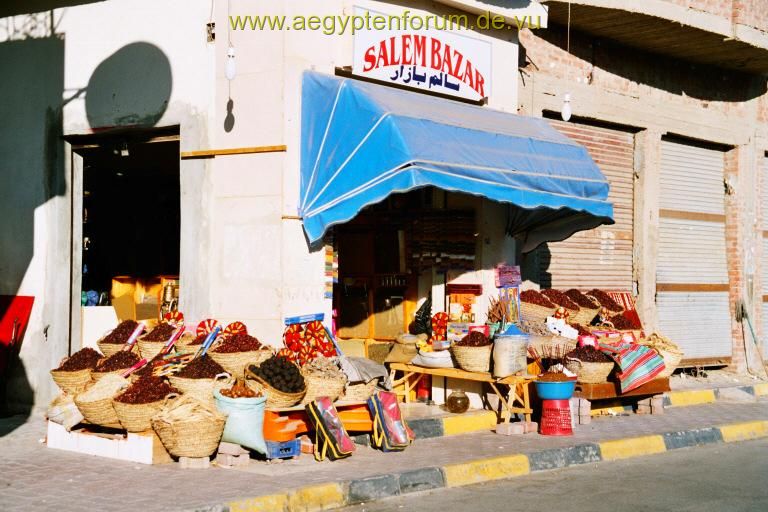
[
  {"x1": 657, "y1": 140, "x2": 730, "y2": 361},
  {"x1": 535, "y1": 121, "x2": 634, "y2": 291},
  {"x1": 762, "y1": 156, "x2": 768, "y2": 358}
]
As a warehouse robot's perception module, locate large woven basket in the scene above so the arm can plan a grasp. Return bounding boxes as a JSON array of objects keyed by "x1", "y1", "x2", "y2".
[
  {"x1": 91, "y1": 368, "x2": 133, "y2": 383},
  {"x1": 152, "y1": 395, "x2": 226, "y2": 458},
  {"x1": 168, "y1": 373, "x2": 230, "y2": 406},
  {"x1": 245, "y1": 370, "x2": 305, "y2": 408},
  {"x1": 209, "y1": 349, "x2": 272, "y2": 379},
  {"x1": 342, "y1": 379, "x2": 378, "y2": 402},
  {"x1": 656, "y1": 349, "x2": 683, "y2": 378},
  {"x1": 301, "y1": 373, "x2": 347, "y2": 404},
  {"x1": 97, "y1": 338, "x2": 139, "y2": 358},
  {"x1": 571, "y1": 307, "x2": 600, "y2": 325},
  {"x1": 520, "y1": 302, "x2": 556, "y2": 322},
  {"x1": 113, "y1": 396, "x2": 172, "y2": 432},
  {"x1": 565, "y1": 357, "x2": 614, "y2": 384},
  {"x1": 74, "y1": 375, "x2": 128, "y2": 428},
  {"x1": 451, "y1": 344, "x2": 492, "y2": 373},
  {"x1": 50, "y1": 369, "x2": 92, "y2": 395},
  {"x1": 137, "y1": 335, "x2": 168, "y2": 361}
]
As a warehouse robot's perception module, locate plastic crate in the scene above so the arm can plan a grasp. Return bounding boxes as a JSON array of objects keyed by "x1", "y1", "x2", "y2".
[
  {"x1": 265, "y1": 439, "x2": 301, "y2": 459},
  {"x1": 539, "y1": 399, "x2": 573, "y2": 436}
]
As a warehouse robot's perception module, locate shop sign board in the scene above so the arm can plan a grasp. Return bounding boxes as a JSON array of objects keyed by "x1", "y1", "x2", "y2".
[{"x1": 352, "y1": 7, "x2": 492, "y2": 101}]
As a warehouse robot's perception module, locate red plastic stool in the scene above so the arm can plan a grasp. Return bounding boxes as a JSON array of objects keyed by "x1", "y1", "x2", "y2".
[{"x1": 539, "y1": 399, "x2": 573, "y2": 436}]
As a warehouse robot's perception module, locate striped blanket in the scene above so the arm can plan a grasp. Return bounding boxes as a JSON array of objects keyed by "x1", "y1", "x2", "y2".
[{"x1": 599, "y1": 343, "x2": 666, "y2": 393}]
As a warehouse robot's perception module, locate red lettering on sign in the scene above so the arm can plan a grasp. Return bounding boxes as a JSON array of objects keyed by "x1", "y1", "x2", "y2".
[
  {"x1": 475, "y1": 71, "x2": 485, "y2": 97},
  {"x1": 402, "y1": 35, "x2": 412, "y2": 65},
  {"x1": 363, "y1": 46, "x2": 377, "y2": 72},
  {"x1": 413, "y1": 35, "x2": 427, "y2": 67},
  {"x1": 431, "y1": 38, "x2": 442, "y2": 69},
  {"x1": 376, "y1": 39, "x2": 389, "y2": 68}
]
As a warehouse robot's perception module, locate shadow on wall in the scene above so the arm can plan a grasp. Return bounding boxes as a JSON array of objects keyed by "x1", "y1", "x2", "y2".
[
  {"x1": 85, "y1": 42, "x2": 172, "y2": 129},
  {"x1": 0, "y1": 35, "x2": 65, "y2": 427},
  {"x1": 0, "y1": 1, "x2": 104, "y2": 18}
]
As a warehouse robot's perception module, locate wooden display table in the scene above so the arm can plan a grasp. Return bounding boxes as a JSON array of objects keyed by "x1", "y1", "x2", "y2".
[
  {"x1": 388, "y1": 363, "x2": 534, "y2": 423},
  {"x1": 574, "y1": 378, "x2": 670, "y2": 401}
]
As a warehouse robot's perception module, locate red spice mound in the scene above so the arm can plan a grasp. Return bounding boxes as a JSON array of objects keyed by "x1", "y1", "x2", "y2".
[
  {"x1": 94, "y1": 351, "x2": 141, "y2": 373},
  {"x1": 565, "y1": 289, "x2": 600, "y2": 308},
  {"x1": 610, "y1": 314, "x2": 640, "y2": 330},
  {"x1": 566, "y1": 345, "x2": 613, "y2": 363},
  {"x1": 56, "y1": 348, "x2": 103, "y2": 371},
  {"x1": 101, "y1": 320, "x2": 140, "y2": 344},
  {"x1": 213, "y1": 333, "x2": 263, "y2": 353},
  {"x1": 537, "y1": 372, "x2": 572, "y2": 382},
  {"x1": 520, "y1": 290, "x2": 555, "y2": 308},
  {"x1": 114, "y1": 376, "x2": 178, "y2": 404},
  {"x1": 134, "y1": 354, "x2": 164, "y2": 378},
  {"x1": 142, "y1": 323, "x2": 177, "y2": 342},
  {"x1": 588, "y1": 290, "x2": 623, "y2": 312},
  {"x1": 176, "y1": 356, "x2": 227, "y2": 379},
  {"x1": 188, "y1": 334, "x2": 208, "y2": 345},
  {"x1": 541, "y1": 289, "x2": 580, "y2": 311},
  {"x1": 456, "y1": 331, "x2": 491, "y2": 347}
]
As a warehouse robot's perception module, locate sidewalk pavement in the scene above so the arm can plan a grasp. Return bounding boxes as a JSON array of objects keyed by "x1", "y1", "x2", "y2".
[{"x1": 1, "y1": 397, "x2": 767, "y2": 512}]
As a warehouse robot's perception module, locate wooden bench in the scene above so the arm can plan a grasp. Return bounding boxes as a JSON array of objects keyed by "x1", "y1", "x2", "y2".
[{"x1": 388, "y1": 363, "x2": 534, "y2": 423}]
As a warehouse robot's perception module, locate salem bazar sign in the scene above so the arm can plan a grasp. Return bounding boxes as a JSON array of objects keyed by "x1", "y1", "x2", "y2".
[{"x1": 352, "y1": 8, "x2": 492, "y2": 102}]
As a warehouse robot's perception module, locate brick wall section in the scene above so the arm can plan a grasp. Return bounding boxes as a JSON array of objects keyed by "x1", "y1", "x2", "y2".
[
  {"x1": 724, "y1": 148, "x2": 747, "y2": 372},
  {"x1": 664, "y1": 0, "x2": 733, "y2": 19},
  {"x1": 733, "y1": 0, "x2": 768, "y2": 33}
]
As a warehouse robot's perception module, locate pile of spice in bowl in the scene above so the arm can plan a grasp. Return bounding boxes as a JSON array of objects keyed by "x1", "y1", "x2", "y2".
[
  {"x1": 175, "y1": 357, "x2": 227, "y2": 379},
  {"x1": 50, "y1": 347, "x2": 104, "y2": 394},
  {"x1": 92, "y1": 351, "x2": 141, "y2": 381},
  {"x1": 55, "y1": 347, "x2": 102, "y2": 372},
  {"x1": 566, "y1": 345, "x2": 613, "y2": 363},
  {"x1": 456, "y1": 331, "x2": 492, "y2": 347},
  {"x1": 141, "y1": 323, "x2": 177, "y2": 341},
  {"x1": 210, "y1": 333, "x2": 271, "y2": 377},
  {"x1": 564, "y1": 289, "x2": 600, "y2": 309},
  {"x1": 541, "y1": 289, "x2": 580, "y2": 311},
  {"x1": 588, "y1": 289, "x2": 623, "y2": 312},
  {"x1": 520, "y1": 290, "x2": 556, "y2": 308},
  {"x1": 98, "y1": 320, "x2": 141, "y2": 356},
  {"x1": 219, "y1": 378, "x2": 260, "y2": 399}
]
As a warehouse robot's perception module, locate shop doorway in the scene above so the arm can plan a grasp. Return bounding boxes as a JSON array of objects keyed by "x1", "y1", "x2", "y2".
[{"x1": 68, "y1": 127, "x2": 180, "y2": 350}]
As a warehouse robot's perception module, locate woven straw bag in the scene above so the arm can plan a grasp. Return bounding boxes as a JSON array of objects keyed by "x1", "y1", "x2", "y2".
[
  {"x1": 342, "y1": 379, "x2": 379, "y2": 402},
  {"x1": 137, "y1": 335, "x2": 168, "y2": 361},
  {"x1": 245, "y1": 367, "x2": 305, "y2": 408},
  {"x1": 451, "y1": 344, "x2": 493, "y2": 373},
  {"x1": 520, "y1": 302, "x2": 556, "y2": 322},
  {"x1": 113, "y1": 393, "x2": 176, "y2": 432},
  {"x1": 74, "y1": 375, "x2": 128, "y2": 427},
  {"x1": 91, "y1": 368, "x2": 133, "y2": 383},
  {"x1": 168, "y1": 373, "x2": 230, "y2": 406},
  {"x1": 571, "y1": 308, "x2": 600, "y2": 325},
  {"x1": 300, "y1": 372, "x2": 346, "y2": 404},
  {"x1": 655, "y1": 349, "x2": 683, "y2": 378},
  {"x1": 50, "y1": 368, "x2": 92, "y2": 395},
  {"x1": 565, "y1": 357, "x2": 614, "y2": 384},
  {"x1": 209, "y1": 349, "x2": 273, "y2": 379},
  {"x1": 151, "y1": 395, "x2": 226, "y2": 458},
  {"x1": 97, "y1": 337, "x2": 139, "y2": 358}
]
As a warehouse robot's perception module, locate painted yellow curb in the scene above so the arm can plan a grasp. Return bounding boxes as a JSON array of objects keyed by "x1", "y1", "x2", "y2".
[
  {"x1": 599, "y1": 435, "x2": 667, "y2": 461},
  {"x1": 442, "y1": 411, "x2": 497, "y2": 436},
  {"x1": 719, "y1": 420, "x2": 768, "y2": 443},
  {"x1": 443, "y1": 454, "x2": 530, "y2": 487},
  {"x1": 287, "y1": 483, "x2": 345, "y2": 512},
  {"x1": 753, "y1": 383, "x2": 768, "y2": 397},
  {"x1": 230, "y1": 494, "x2": 289, "y2": 512},
  {"x1": 666, "y1": 389, "x2": 716, "y2": 407}
]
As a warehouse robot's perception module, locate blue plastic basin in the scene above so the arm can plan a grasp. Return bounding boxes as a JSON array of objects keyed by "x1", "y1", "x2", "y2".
[{"x1": 534, "y1": 380, "x2": 576, "y2": 400}]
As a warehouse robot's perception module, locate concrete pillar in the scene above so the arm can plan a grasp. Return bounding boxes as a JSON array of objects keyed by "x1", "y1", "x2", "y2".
[{"x1": 633, "y1": 129, "x2": 663, "y2": 333}]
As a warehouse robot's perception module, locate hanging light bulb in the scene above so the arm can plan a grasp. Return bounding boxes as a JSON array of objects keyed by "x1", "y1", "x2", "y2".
[
  {"x1": 225, "y1": 45, "x2": 236, "y2": 81},
  {"x1": 561, "y1": 93, "x2": 572, "y2": 122}
]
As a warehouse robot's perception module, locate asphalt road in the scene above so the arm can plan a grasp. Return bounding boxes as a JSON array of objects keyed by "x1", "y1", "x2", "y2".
[{"x1": 340, "y1": 439, "x2": 768, "y2": 512}]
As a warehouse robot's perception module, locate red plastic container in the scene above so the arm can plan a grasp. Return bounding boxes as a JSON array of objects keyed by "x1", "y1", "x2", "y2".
[{"x1": 539, "y1": 399, "x2": 573, "y2": 436}]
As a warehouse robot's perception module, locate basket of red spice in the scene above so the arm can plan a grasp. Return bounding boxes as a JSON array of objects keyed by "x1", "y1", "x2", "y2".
[
  {"x1": 168, "y1": 357, "x2": 230, "y2": 406},
  {"x1": 451, "y1": 331, "x2": 493, "y2": 373},
  {"x1": 540, "y1": 289, "x2": 580, "y2": 321},
  {"x1": 137, "y1": 322, "x2": 179, "y2": 361},
  {"x1": 586, "y1": 289, "x2": 624, "y2": 314},
  {"x1": 91, "y1": 350, "x2": 142, "y2": 382},
  {"x1": 209, "y1": 333, "x2": 272, "y2": 378},
  {"x1": 112, "y1": 375, "x2": 179, "y2": 432},
  {"x1": 564, "y1": 289, "x2": 601, "y2": 325},
  {"x1": 97, "y1": 320, "x2": 142, "y2": 357},
  {"x1": 564, "y1": 346, "x2": 615, "y2": 384},
  {"x1": 520, "y1": 290, "x2": 557, "y2": 322},
  {"x1": 50, "y1": 347, "x2": 103, "y2": 394}
]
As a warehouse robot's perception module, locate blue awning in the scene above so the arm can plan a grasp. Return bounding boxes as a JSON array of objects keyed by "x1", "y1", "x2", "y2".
[{"x1": 299, "y1": 72, "x2": 614, "y2": 252}]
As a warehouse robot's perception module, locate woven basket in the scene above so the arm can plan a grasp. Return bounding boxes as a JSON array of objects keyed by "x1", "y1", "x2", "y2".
[
  {"x1": 97, "y1": 338, "x2": 139, "y2": 358},
  {"x1": 656, "y1": 349, "x2": 683, "y2": 378},
  {"x1": 74, "y1": 375, "x2": 128, "y2": 428},
  {"x1": 209, "y1": 349, "x2": 272, "y2": 379},
  {"x1": 571, "y1": 307, "x2": 600, "y2": 325},
  {"x1": 585, "y1": 294, "x2": 625, "y2": 314},
  {"x1": 50, "y1": 369, "x2": 92, "y2": 395},
  {"x1": 245, "y1": 367, "x2": 305, "y2": 408},
  {"x1": 451, "y1": 344, "x2": 492, "y2": 373},
  {"x1": 152, "y1": 395, "x2": 226, "y2": 458},
  {"x1": 342, "y1": 379, "x2": 378, "y2": 402},
  {"x1": 565, "y1": 357, "x2": 615, "y2": 384},
  {"x1": 113, "y1": 395, "x2": 173, "y2": 432},
  {"x1": 520, "y1": 302, "x2": 556, "y2": 322},
  {"x1": 92, "y1": 368, "x2": 133, "y2": 383},
  {"x1": 168, "y1": 373, "x2": 229, "y2": 406},
  {"x1": 137, "y1": 335, "x2": 169, "y2": 361},
  {"x1": 301, "y1": 373, "x2": 347, "y2": 404}
]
